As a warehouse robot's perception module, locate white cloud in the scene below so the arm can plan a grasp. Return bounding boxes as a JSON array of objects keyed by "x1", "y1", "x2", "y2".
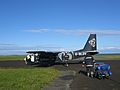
[
  {"x1": 0, "y1": 44, "x2": 16, "y2": 46},
  {"x1": 99, "y1": 47, "x2": 120, "y2": 50},
  {"x1": 25, "y1": 29, "x2": 49, "y2": 33},
  {"x1": 25, "y1": 29, "x2": 120, "y2": 35},
  {"x1": 55, "y1": 29, "x2": 120, "y2": 35},
  {"x1": 0, "y1": 44, "x2": 67, "y2": 55},
  {"x1": 98, "y1": 46, "x2": 120, "y2": 53}
]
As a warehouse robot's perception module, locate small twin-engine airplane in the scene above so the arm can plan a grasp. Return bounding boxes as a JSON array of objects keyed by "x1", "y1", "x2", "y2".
[{"x1": 24, "y1": 34, "x2": 98, "y2": 66}]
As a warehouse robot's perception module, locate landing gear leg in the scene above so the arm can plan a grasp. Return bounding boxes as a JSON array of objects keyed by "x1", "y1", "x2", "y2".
[
  {"x1": 91, "y1": 72, "x2": 94, "y2": 78},
  {"x1": 24, "y1": 58, "x2": 32, "y2": 65},
  {"x1": 87, "y1": 72, "x2": 90, "y2": 77},
  {"x1": 64, "y1": 60, "x2": 69, "y2": 67},
  {"x1": 65, "y1": 63, "x2": 69, "y2": 67}
]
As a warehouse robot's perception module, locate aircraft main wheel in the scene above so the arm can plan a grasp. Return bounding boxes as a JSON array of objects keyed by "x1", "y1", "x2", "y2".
[
  {"x1": 87, "y1": 72, "x2": 90, "y2": 77},
  {"x1": 65, "y1": 63, "x2": 69, "y2": 67}
]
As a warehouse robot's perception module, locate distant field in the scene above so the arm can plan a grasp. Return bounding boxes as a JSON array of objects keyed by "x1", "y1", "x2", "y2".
[
  {"x1": 94, "y1": 54, "x2": 120, "y2": 60},
  {"x1": 0, "y1": 55, "x2": 25, "y2": 61},
  {"x1": 0, "y1": 68, "x2": 59, "y2": 90}
]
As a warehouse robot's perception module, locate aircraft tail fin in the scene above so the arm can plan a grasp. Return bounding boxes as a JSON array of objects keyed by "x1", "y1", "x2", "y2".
[{"x1": 83, "y1": 34, "x2": 97, "y2": 51}]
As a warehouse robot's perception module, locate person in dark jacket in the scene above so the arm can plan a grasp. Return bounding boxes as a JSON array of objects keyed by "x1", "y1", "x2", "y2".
[{"x1": 83, "y1": 55, "x2": 96, "y2": 77}]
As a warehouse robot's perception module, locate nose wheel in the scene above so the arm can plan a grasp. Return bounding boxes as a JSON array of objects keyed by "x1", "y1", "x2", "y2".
[{"x1": 24, "y1": 58, "x2": 32, "y2": 65}]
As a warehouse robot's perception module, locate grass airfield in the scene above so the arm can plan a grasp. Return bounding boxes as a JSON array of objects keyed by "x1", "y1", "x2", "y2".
[
  {"x1": 0, "y1": 68, "x2": 59, "y2": 90},
  {"x1": 94, "y1": 54, "x2": 120, "y2": 60},
  {"x1": 0, "y1": 55, "x2": 25, "y2": 61},
  {"x1": 0, "y1": 55, "x2": 59, "y2": 90}
]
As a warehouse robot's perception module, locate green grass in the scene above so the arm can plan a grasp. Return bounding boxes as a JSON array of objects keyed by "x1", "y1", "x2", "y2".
[
  {"x1": 0, "y1": 68, "x2": 59, "y2": 90},
  {"x1": 0, "y1": 55, "x2": 25, "y2": 61},
  {"x1": 94, "y1": 54, "x2": 120, "y2": 60}
]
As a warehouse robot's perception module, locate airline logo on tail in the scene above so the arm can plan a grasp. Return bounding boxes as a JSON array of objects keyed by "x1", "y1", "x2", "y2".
[{"x1": 89, "y1": 38, "x2": 96, "y2": 47}]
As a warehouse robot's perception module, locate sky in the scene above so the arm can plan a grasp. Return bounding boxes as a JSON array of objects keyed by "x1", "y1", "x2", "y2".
[{"x1": 0, "y1": 0, "x2": 120, "y2": 55}]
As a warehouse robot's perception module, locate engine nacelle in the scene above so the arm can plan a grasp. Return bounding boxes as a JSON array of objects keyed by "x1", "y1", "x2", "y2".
[{"x1": 58, "y1": 52, "x2": 73, "y2": 61}]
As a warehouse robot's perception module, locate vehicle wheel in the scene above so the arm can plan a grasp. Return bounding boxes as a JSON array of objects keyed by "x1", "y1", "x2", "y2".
[
  {"x1": 98, "y1": 75, "x2": 102, "y2": 80},
  {"x1": 106, "y1": 75, "x2": 109, "y2": 79}
]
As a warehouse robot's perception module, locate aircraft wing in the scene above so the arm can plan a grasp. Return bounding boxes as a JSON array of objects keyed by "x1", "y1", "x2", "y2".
[
  {"x1": 26, "y1": 51, "x2": 61, "y2": 58},
  {"x1": 27, "y1": 51, "x2": 60, "y2": 54}
]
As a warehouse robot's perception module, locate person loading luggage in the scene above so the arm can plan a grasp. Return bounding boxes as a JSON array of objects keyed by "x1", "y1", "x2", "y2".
[{"x1": 83, "y1": 55, "x2": 96, "y2": 77}]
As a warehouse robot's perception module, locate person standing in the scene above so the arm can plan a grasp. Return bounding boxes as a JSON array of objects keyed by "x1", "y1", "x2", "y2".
[{"x1": 83, "y1": 55, "x2": 96, "y2": 77}]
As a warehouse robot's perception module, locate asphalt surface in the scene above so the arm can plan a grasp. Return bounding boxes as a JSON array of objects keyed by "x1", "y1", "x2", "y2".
[
  {"x1": 0, "y1": 60, "x2": 120, "y2": 90},
  {"x1": 70, "y1": 60, "x2": 120, "y2": 90}
]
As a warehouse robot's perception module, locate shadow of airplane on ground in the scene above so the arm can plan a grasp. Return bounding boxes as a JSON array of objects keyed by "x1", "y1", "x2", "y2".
[{"x1": 32, "y1": 60, "x2": 83, "y2": 67}]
